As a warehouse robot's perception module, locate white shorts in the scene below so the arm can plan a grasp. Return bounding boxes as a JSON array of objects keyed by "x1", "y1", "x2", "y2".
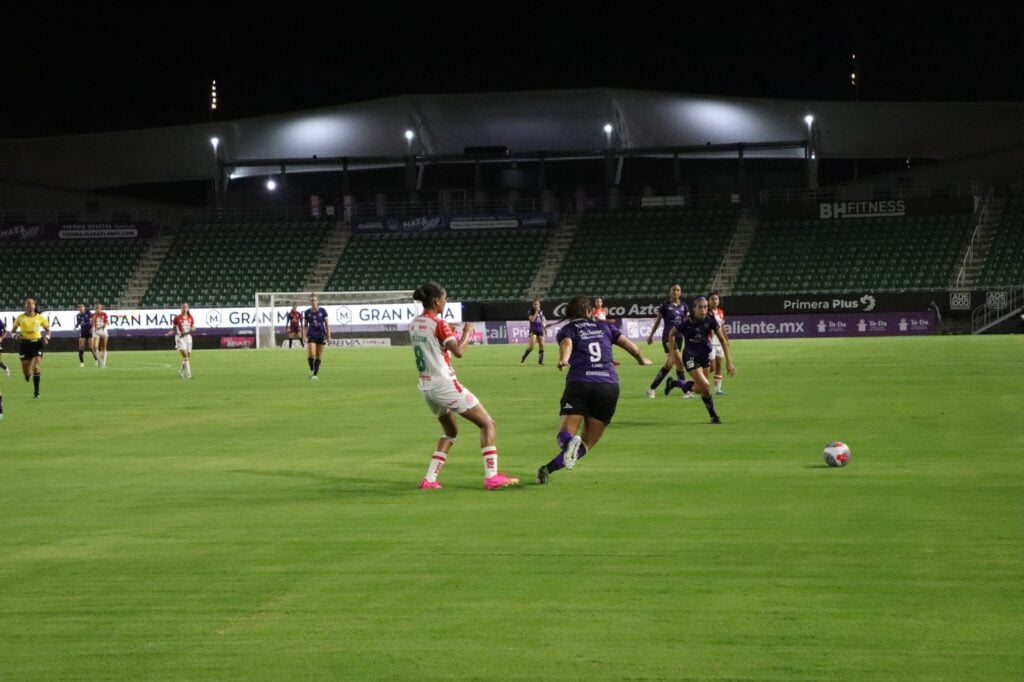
[
  {"x1": 175, "y1": 335, "x2": 193, "y2": 353},
  {"x1": 710, "y1": 343, "x2": 724, "y2": 360},
  {"x1": 419, "y1": 379, "x2": 480, "y2": 417},
  {"x1": 95, "y1": 328, "x2": 109, "y2": 338}
]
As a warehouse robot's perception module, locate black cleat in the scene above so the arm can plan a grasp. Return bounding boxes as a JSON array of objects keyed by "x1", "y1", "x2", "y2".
[
  {"x1": 536, "y1": 465, "x2": 550, "y2": 485},
  {"x1": 710, "y1": 415, "x2": 721, "y2": 424},
  {"x1": 664, "y1": 380, "x2": 675, "y2": 396}
]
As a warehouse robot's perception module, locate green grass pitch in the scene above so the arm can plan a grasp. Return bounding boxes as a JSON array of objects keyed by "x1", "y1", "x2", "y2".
[{"x1": 1, "y1": 336, "x2": 1022, "y2": 680}]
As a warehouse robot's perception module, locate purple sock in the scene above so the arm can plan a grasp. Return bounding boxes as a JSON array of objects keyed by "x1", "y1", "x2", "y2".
[
  {"x1": 702, "y1": 394, "x2": 718, "y2": 418},
  {"x1": 313, "y1": 358, "x2": 322, "y2": 376},
  {"x1": 681, "y1": 380, "x2": 694, "y2": 393},
  {"x1": 650, "y1": 367, "x2": 669, "y2": 389},
  {"x1": 307, "y1": 357, "x2": 314, "y2": 371},
  {"x1": 557, "y1": 430, "x2": 573, "y2": 449}
]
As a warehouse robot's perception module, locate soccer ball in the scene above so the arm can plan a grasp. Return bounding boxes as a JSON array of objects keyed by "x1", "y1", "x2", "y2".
[{"x1": 823, "y1": 441, "x2": 851, "y2": 467}]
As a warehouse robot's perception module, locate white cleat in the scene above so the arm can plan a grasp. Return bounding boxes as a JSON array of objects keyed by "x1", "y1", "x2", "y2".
[
  {"x1": 645, "y1": 388, "x2": 656, "y2": 399},
  {"x1": 563, "y1": 435, "x2": 583, "y2": 470},
  {"x1": 683, "y1": 392, "x2": 696, "y2": 400},
  {"x1": 80, "y1": 363, "x2": 84, "y2": 368}
]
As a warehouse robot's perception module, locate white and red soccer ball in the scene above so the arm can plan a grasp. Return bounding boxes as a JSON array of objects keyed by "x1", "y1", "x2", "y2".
[{"x1": 823, "y1": 441, "x2": 851, "y2": 467}]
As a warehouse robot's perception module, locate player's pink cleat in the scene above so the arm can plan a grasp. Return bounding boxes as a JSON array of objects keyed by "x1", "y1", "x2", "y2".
[
  {"x1": 484, "y1": 473, "x2": 520, "y2": 490},
  {"x1": 419, "y1": 479, "x2": 442, "y2": 489}
]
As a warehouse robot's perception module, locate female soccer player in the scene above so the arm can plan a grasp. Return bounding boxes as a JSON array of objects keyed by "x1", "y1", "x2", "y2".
[
  {"x1": 520, "y1": 299, "x2": 548, "y2": 365},
  {"x1": 410, "y1": 282, "x2": 518, "y2": 490},
  {"x1": 0, "y1": 317, "x2": 10, "y2": 377},
  {"x1": 12, "y1": 298, "x2": 50, "y2": 398},
  {"x1": 537, "y1": 295, "x2": 652, "y2": 484},
  {"x1": 303, "y1": 294, "x2": 330, "y2": 379},
  {"x1": 707, "y1": 291, "x2": 730, "y2": 395},
  {"x1": 665, "y1": 296, "x2": 736, "y2": 423},
  {"x1": 167, "y1": 302, "x2": 195, "y2": 379},
  {"x1": 592, "y1": 297, "x2": 608, "y2": 321},
  {"x1": 92, "y1": 301, "x2": 110, "y2": 367},
  {"x1": 284, "y1": 304, "x2": 304, "y2": 348},
  {"x1": 74, "y1": 303, "x2": 98, "y2": 367},
  {"x1": 645, "y1": 284, "x2": 689, "y2": 398}
]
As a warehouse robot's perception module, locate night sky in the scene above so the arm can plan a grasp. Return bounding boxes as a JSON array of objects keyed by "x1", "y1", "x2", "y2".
[{"x1": 4, "y1": 2, "x2": 1023, "y2": 138}]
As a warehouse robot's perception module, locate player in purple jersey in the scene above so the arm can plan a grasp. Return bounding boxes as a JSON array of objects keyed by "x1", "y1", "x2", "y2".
[
  {"x1": 0, "y1": 317, "x2": 9, "y2": 377},
  {"x1": 74, "y1": 303, "x2": 99, "y2": 367},
  {"x1": 536, "y1": 295, "x2": 652, "y2": 484},
  {"x1": 520, "y1": 299, "x2": 549, "y2": 365},
  {"x1": 645, "y1": 284, "x2": 691, "y2": 398},
  {"x1": 302, "y1": 294, "x2": 331, "y2": 379},
  {"x1": 664, "y1": 296, "x2": 736, "y2": 424}
]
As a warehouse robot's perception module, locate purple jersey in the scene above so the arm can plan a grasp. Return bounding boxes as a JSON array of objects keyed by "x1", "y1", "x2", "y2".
[
  {"x1": 672, "y1": 314, "x2": 720, "y2": 355},
  {"x1": 529, "y1": 308, "x2": 546, "y2": 334},
  {"x1": 657, "y1": 300, "x2": 688, "y2": 339},
  {"x1": 75, "y1": 311, "x2": 92, "y2": 333},
  {"x1": 304, "y1": 307, "x2": 329, "y2": 338},
  {"x1": 557, "y1": 319, "x2": 621, "y2": 384}
]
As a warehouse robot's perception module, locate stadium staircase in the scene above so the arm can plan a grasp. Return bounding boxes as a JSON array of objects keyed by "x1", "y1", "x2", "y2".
[
  {"x1": 117, "y1": 229, "x2": 175, "y2": 307},
  {"x1": 976, "y1": 196, "x2": 1024, "y2": 287},
  {"x1": 303, "y1": 222, "x2": 351, "y2": 292},
  {"x1": 709, "y1": 208, "x2": 758, "y2": 295},
  {"x1": 954, "y1": 196, "x2": 1003, "y2": 289},
  {"x1": 526, "y1": 223, "x2": 576, "y2": 300}
]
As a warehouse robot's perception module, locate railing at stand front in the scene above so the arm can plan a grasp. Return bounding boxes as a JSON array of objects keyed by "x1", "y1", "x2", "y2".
[
  {"x1": 971, "y1": 285, "x2": 1024, "y2": 334},
  {"x1": 955, "y1": 186, "x2": 994, "y2": 289}
]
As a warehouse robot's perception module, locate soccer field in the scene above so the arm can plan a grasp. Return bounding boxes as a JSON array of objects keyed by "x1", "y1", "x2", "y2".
[{"x1": 2, "y1": 337, "x2": 1022, "y2": 680}]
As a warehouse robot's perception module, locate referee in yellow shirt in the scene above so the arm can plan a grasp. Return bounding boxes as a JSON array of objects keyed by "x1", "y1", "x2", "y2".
[{"x1": 13, "y1": 298, "x2": 51, "y2": 399}]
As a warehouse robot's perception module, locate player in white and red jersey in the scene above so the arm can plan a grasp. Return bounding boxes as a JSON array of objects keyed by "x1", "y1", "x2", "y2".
[
  {"x1": 708, "y1": 292, "x2": 729, "y2": 395},
  {"x1": 92, "y1": 301, "x2": 110, "y2": 367},
  {"x1": 409, "y1": 282, "x2": 518, "y2": 491},
  {"x1": 166, "y1": 302, "x2": 195, "y2": 379}
]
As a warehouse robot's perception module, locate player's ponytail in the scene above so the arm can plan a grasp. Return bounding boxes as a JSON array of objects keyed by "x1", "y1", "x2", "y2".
[{"x1": 414, "y1": 282, "x2": 445, "y2": 309}]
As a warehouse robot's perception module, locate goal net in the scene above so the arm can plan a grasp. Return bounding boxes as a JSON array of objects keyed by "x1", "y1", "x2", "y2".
[{"x1": 254, "y1": 290, "x2": 415, "y2": 349}]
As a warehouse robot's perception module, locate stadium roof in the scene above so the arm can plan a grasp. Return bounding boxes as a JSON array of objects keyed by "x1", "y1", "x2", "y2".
[{"x1": 2, "y1": 88, "x2": 1023, "y2": 191}]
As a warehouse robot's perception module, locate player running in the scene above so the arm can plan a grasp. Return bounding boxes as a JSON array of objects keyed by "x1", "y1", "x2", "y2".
[
  {"x1": 303, "y1": 294, "x2": 330, "y2": 379},
  {"x1": 92, "y1": 301, "x2": 110, "y2": 367},
  {"x1": 645, "y1": 284, "x2": 691, "y2": 398},
  {"x1": 12, "y1": 298, "x2": 50, "y2": 398},
  {"x1": 664, "y1": 295, "x2": 736, "y2": 423},
  {"x1": 74, "y1": 303, "x2": 99, "y2": 367},
  {"x1": 284, "y1": 304, "x2": 304, "y2": 348},
  {"x1": 708, "y1": 292, "x2": 730, "y2": 395},
  {"x1": 536, "y1": 295, "x2": 652, "y2": 484},
  {"x1": 520, "y1": 299, "x2": 549, "y2": 365},
  {"x1": 0, "y1": 317, "x2": 10, "y2": 377},
  {"x1": 168, "y1": 302, "x2": 195, "y2": 379},
  {"x1": 410, "y1": 281, "x2": 518, "y2": 490}
]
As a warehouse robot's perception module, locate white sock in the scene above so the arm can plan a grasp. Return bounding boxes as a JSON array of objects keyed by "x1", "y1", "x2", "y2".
[
  {"x1": 425, "y1": 451, "x2": 447, "y2": 483},
  {"x1": 184, "y1": 360, "x2": 191, "y2": 377},
  {"x1": 715, "y1": 375, "x2": 723, "y2": 391},
  {"x1": 482, "y1": 446, "x2": 498, "y2": 478},
  {"x1": 102, "y1": 351, "x2": 108, "y2": 365}
]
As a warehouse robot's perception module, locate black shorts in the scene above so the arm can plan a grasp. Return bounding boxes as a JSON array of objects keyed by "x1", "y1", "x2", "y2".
[
  {"x1": 19, "y1": 340, "x2": 44, "y2": 360},
  {"x1": 529, "y1": 331, "x2": 544, "y2": 338},
  {"x1": 80, "y1": 331, "x2": 93, "y2": 339},
  {"x1": 661, "y1": 336, "x2": 683, "y2": 354},
  {"x1": 308, "y1": 335, "x2": 326, "y2": 346},
  {"x1": 559, "y1": 381, "x2": 620, "y2": 425},
  {"x1": 682, "y1": 348, "x2": 711, "y2": 372}
]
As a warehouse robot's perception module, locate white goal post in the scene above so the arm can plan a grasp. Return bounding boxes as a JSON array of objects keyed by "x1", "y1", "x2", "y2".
[{"x1": 254, "y1": 290, "x2": 415, "y2": 349}]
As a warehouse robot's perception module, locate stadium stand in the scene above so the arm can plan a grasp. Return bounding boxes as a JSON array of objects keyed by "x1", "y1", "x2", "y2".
[
  {"x1": 977, "y1": 197, "x2": 1024, "y2": 286},
  {"x1": 324, "y1": 229, "x2": 549, "y2": 301},
  {"x1": 0, "y1": 239, "x2": 145, "y2": 310},
  {"x1": 141, "y1": 221, "x2": 330, "y2": 307},
  {"x1": 733, "y1": 214, "x2": 974, "y2": 293},
  {"x1": 547, "y1": 208, "x2": 739, "y2": 298}
]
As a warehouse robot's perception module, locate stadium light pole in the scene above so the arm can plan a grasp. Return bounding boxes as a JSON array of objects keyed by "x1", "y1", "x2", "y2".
[
  {"x1": 804, "y1": 115, "x2": 818, "y2": 190},
  {"x1": 209, "y1": 137, "x2": 221, "y2": 208},
  {"x1": 405, "y1": 129, "x2": 415, "y2": 153},
  {"x1": 603, "y1": 123, "x2": 613, "y2": 148}
]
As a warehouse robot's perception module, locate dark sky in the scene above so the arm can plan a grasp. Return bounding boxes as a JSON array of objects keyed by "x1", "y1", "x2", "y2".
[{"x1": 4, "y1": 2, "x2": 1023, "y2": 138}]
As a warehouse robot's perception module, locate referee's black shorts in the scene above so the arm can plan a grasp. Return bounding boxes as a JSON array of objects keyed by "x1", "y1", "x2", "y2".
[
  {"x1": 558, "y1": 381, "x2": 620, "y2": 425},
  {"x1": 19, "y1": 339, "x2": 43, "y2": 360}
]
